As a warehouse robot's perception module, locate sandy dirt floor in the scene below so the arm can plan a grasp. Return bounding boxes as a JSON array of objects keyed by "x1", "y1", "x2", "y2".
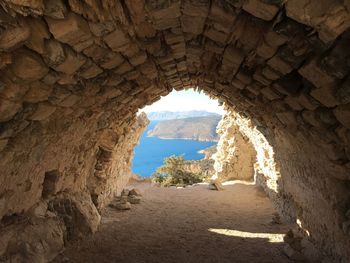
[{"x1": 52, "y1": 181, "x2": 295, "y2": 263}]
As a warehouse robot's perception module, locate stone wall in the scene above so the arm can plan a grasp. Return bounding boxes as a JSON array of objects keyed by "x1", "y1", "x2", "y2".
[
  {"x1": 214, "y1": 110, "x2": 350, "y2": 261},
  {"x1": 0, "y1": 0, "x2": 349, "y2": 261},
  {"x1": 213, "y1": 114, "x2": 256, "y2": 181},
  {"x1": 0, "y1": 111, "x2": 148, "y2": 262}
]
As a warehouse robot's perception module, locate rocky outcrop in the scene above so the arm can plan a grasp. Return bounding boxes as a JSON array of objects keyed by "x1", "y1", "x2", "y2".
[{"x1": 0, "y1": 0, "x2": 349, "y2": 261}]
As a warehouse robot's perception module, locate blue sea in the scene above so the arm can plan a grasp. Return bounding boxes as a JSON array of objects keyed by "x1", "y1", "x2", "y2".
[{"x1": 132, "y1": 121, "x2": 216, "y2": 177}]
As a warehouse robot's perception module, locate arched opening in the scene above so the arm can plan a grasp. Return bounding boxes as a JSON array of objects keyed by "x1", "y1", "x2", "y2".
[{"x1": 0, "y1": 0, "x2": 349, "y2": 262}]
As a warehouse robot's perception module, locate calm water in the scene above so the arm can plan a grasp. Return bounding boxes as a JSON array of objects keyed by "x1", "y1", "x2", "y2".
[{"x1": 132, "y1": 121, "x2": 216, "y2": 177}]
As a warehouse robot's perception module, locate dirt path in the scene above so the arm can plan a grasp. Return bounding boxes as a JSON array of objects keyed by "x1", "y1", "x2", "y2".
[{"x1": 53, "y1": 181, "x2": 294, "y2": 263}]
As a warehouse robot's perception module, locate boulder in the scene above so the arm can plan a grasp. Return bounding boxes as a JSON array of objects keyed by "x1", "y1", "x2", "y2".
[
  {"x1": 128, "y1": 195, "x2": 141, "y2": 204},
  {"x1": 129, "y1": 188, "x2": 142, "y2": 196},
  {"x1": 48, "y1": 193, "x2": 101, "y2": 240},
  {"x1": 121, "y1": 189, "x2": 130, "y2": 196},
  {"x1": 110, "y1": 201, "x2": 131, "y2": 210},
  {"x1": 0, "y1": 216, "x2": 65, "y2": 263},
  {"x1": 208, "y1": 181, "x2": 224, "y2": 191}
]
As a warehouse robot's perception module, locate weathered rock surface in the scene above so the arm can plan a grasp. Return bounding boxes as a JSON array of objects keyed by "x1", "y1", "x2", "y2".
[
  {"x1": 0, "y1": 0, "x2": 349, "y2": 261},
  {"x1": 213, "y1": 114, "x2": 256, "y2": 181}
]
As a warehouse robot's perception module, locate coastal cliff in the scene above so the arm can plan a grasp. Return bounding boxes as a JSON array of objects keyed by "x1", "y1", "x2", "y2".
[{"x1": 147, "y1": 116, "x2": 221, "y2": 142}]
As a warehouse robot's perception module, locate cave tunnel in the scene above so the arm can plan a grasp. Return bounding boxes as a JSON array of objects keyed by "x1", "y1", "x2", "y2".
[{"x1": 0, "y1": 0, "x2": 350, "y2": 262}]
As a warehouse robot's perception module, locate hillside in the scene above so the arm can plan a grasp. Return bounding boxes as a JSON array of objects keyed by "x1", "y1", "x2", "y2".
[
  {"x1": 147, "y1": 116, "x2": 221, "y2": 142},
  {"x1": 146, "y1": 110, "x2": 220, "y2": 121}
]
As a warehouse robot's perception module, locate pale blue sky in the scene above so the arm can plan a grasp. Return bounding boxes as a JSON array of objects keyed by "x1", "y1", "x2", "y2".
[{"x1": 142, "y1": 88, "x2": 225, "y2": 114}]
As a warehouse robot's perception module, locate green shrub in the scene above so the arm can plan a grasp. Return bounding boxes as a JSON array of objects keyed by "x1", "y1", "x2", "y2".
[{"x1": 151, "y1": 155, "x2": 205, "y2": 187}]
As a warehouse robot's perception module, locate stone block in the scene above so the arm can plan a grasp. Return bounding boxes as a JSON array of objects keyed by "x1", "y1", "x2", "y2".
[
  {"x1": 0, "y1": 99, "x2": 22, "y2": 122},
  {"x1": 58, "y1": 94, "x2": 80, "y2": 107},
  {"x1": 334, "y1": 104, "x2": 350, "y2": 129},
  {"x1": 299, "y1": 59, "x2": 336, "y2": 88},
  {"x1": 182, "y1": 0, "x2": 209, "y2": 17},
  {"x1": 100, "y1": 52, "x2": 125, "y2": 70},
  {"x1": 139, "y1": 61, "x2": 158, "y2": 79},
  {"x1": 264, "y1": 30, "x2": 288, "y2": 47},
  {"x1": 127, "y1": 195, "x2": 141, "y2": 204},
  {"x1": 89, "y1": 21, "x2": 115, "y2": 37},
  {"x1": 129, "y1": 188, "x2": 142, "y2": 196},
  {"x1": 209, "y1": 0, "x2": 236, "y2": 27},
  {"x1": 129, "y1": 52, "x2": 148, "y2": 66},
  {"x1": 43, "y1": 40, "x2": 65, "y2": 67},
  {"x1": 25, "y1": 18, "x2": 50, "y2": 54},
  {"x1": 11, "y1": 49, "x2": 49, "y2": 81},
  {"x1": 49, "y1": 193, "x2": 101, "y2": 239},
  {"x1": 147, "y1": 1, "x2": 181, "y2": 30},
  {"x1": 24, "y1": 81, "x2": 52, "y2": 103},
  {"x1": 297, "y1": 93, "x2": 319, "y2": 111},
  {"x1": 44, "y1": 0, "x2": 67, "y2": 19},
  {"x1": 53, "y1": 46, "x2": 86, "y2": 75},
  {"x1": 203, "y1": 28, "x2": 228, "y2": 44},
  {"x1": 242, "y1": 0, "x2": 279, "y2": 21},
  {"x1": 181, "y1": 15, "x2": 206, "y2": 35},
  {"x1": 260, "y1": 87, "x2": 282, "y2": 101},
  {"x1": 284, "y1": 96, "x2": 303, "y2": 111},
  {"x1": 29, "y1": 103, "x2": 56, "y2": 121},
  {"x1": 256, "y1": 40, "x2": 277, "y2": 59},
  {"x1": 286, "y1": 0, "x2": 350, "y2": 43},
  {"x1": 104, "y1": 28, "x2": 130, "y2": 52},
  {"x1": 267, "y1": 56, "x2": 293, "y2": 75},
  {"x1": 231, "y1": 78, "x2": 245, "y2": 90},
  {"x1": 310, "y1": 86, "x2": 339, "y2": 108},
  {"x1": 114, "y1": 61, "x2": 133, "y2": 75},
  {"x1": 262, "y1": 67, "x2": 281, "y2": 80},
  {"x1": 46, "y1": 12, "x2": 92, "y2": 48},
  {"x1": 237, "y1": 19, "x2": 265, "y2": 51},
  {"x1": 0, "y1": 22, "x2": 31, "y2": 51},
  {"x1": 79, "y1": 60, "x2": 103, "y2": 79}
]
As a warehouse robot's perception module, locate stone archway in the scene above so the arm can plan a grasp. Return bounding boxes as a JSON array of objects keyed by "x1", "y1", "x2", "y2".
[{"x1": 0, "y1": 0, "x2": 349, "y2": 261}]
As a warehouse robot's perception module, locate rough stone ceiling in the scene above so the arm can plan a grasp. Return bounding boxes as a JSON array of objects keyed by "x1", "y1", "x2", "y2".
[
  {"x1": 0, "y1": 0, "x2": 350, "y2": 163},
  {"x1": 0, "y1": 1, "x2": 350, "y2": 261}
]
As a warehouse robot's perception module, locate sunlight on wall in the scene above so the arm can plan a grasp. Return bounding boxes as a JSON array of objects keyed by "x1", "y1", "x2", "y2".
[
  {"x1": 208, "y1": 228, "x2": 285, "y2": 243},
  {"x1": 230, "y1": 112, "x2": 280, "y2": 193},
  {"x1": 297, "y1": 218, "x2": 310, "y2": 237},
  {"x1": 214, "y1": 110, "x2": 281, "y2": 193}
]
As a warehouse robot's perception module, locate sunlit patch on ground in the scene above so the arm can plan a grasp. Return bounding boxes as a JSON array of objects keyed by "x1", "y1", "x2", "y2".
[
  {"x1": 208, "y1": 228, "x2": 285, "y2": 243},
  {"x1": 222, "y1": 180, "x2": 255, "y2": 186}
]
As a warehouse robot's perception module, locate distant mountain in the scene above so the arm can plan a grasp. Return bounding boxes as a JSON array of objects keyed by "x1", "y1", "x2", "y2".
[
  {"x1": 147, "y1": 115, "x2": 221, "y2": 142},
  {"x1": 146, "y1": 110, "x2": 220, "y2": 121}
]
